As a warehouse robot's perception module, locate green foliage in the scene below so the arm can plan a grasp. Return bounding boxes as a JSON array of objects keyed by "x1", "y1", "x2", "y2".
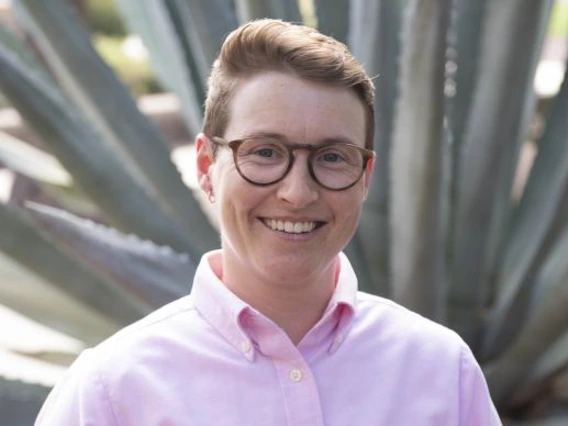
[
  {"x1": 549, "y1": 0, "x2": 568, "y2": 36},
  {"x1": 94, "y1": 35, "x2": 161, "y2": 96},
  {"x1": 85, "y1": 0, "x2": 127, "y2": 36},
  {"x1": 1, "y1": 0, "x2": 568, "y2": 423}
]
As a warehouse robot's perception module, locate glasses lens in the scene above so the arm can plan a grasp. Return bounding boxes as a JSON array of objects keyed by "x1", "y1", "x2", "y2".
[
  {"x1": 312, "y1": 144, "x2": 365, "y2": 189},
  {"x1": 235, "y1": 138, "x2": 289, "y2": 184}
]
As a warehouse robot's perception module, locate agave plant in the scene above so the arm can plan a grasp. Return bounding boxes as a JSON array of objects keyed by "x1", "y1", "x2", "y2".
[{"x1": 0, "y1": 0, "x2": 567, "y2": 424}]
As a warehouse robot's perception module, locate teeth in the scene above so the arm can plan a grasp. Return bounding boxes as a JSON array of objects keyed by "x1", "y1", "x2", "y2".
[{"x1": 264, "y1": 219, "x2": 317, "y2": 234}]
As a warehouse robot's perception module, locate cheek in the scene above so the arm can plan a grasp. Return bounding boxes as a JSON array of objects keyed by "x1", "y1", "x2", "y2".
[
  {"x1": 334, "y1": 190, "x2": 365, "y2": 226},
  {"x1": 217, "y1": 176, "x2": 260, "y2": 230}
]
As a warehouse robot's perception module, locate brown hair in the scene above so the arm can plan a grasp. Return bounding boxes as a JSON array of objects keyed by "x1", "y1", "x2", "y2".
[{"x1": 202, "y1": 19, "x2": 375, "y2": 151}]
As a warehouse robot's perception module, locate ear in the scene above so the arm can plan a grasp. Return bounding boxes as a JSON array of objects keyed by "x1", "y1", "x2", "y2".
[
  {"x1": 362, "y1": 155, "x2": 375, "y2": 199},
  {"x1": 196, "y1": 133, "x2": 215, "y2": 193}
]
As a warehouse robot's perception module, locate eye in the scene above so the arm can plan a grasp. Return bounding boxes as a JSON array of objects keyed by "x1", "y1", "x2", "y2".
[
  {"x1": 238, "y1": 139, "x2": 287, "y2": 164},
  {"x1": 314, "y1": 145, "x2": 363, "y2": 168},
  {"x1": 253, "y1": 147, "x2": 278, "y2": 158},
  {"x1": 316, "y1": 149, "x2": 346, "y2": 164},
  {"x1": 320, "y1": 152, "x2": 343, "y2": 163}
]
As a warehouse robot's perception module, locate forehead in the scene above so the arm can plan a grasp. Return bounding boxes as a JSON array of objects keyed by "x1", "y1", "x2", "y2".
[{"x1": 224, "y1": 72, "x2": 366, "y2": 147}]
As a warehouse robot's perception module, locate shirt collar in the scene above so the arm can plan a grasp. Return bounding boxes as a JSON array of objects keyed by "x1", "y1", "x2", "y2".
[{"x1": 190, "y1": 250, "x2": 358, "y2": 361}]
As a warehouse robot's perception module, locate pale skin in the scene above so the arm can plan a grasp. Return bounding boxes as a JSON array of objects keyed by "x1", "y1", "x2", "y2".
[{"x1": 197, "y1": 71, "x2": 374, "y2": 345}]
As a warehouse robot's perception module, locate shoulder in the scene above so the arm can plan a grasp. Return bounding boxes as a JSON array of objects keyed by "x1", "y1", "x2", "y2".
[
  {"x1": 73, "y1": 295, "x2": 205, "y2": 380},
  {"x1": 352, "y1": 291, "x2": 468, "y2": 358},
  {"x1": 35, "y1": 297, "x2": 204, "y2": 424}
]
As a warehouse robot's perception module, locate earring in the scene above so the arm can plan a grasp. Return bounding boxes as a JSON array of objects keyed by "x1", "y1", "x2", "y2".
[{"x1": 208, "y1": 191, "x2": 215, "y2": 203}]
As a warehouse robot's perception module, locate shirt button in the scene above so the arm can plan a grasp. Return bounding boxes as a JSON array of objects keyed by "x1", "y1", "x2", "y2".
[
  {"x1": 289, "y1": 368, "x2": 303, "y2": 382},
  {"x1": 240, "y1": 341, "x2": 251, "y2": 353}
]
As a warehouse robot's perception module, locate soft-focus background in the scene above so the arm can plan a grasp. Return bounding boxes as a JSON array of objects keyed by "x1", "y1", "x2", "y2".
[{"x1": 1, "y1": 0, "x2": 568, "y2": 424}]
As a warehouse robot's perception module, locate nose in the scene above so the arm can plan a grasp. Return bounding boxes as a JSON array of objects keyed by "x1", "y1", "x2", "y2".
[{"x1": 276, "y1": 153, "x2": 319, "y2": 207}]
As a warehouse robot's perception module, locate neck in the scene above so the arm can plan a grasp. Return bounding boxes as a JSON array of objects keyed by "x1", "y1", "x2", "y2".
[{"x1": 221, "y1": 254, "x2": 337, "y2": 345}]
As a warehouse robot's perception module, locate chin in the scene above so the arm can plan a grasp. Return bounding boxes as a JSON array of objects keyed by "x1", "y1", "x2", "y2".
[{"x1": 255, "y1": 254, "x2": 329, "y2": 282}]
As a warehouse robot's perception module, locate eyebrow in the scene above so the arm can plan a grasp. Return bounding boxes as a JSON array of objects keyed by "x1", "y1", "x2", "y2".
[{"x1": 241, "y1": 132, "x2": 358, "y2": 146}]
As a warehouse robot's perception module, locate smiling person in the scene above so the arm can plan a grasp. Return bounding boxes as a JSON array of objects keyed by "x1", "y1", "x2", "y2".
[{"x1": 36, "y1": 19, "x2": 501, "y2": 426}]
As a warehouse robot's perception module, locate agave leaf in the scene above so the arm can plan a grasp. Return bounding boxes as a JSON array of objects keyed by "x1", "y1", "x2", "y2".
[
  {"x1": 0, "y1": 347, "x2": 72, "y2": 389},
  {"x1": 530, "y1": 330, "x2": 568, "y2": 384},
  {"x1": 448, "y1": 0, "x2": 553, "y2": 347},
  {"x1": 160, "y1": 0, "x2": 207, "y2": 110},
  {"x1": 0, "y1": 131, "x2": 71, "y2": 186},
  {"x1": 14, "y1": 0, "x2": 219, "y2": 254},
  {"x1": 348, "y1": 0, "x2": 403, "y2": 297},
  {"x1": 483, "y1": 225, "x2": 568, "y2": 405},
  {"x1": 25, "y1": 202, "x2": 194, "y2": 309},
  {"x1": 0, "y1": 203, "x2": 146, "y2": 330},
  {"x1": 115, "y1": 0, "x2": 204, "y2": 136},
  {"x1": 349, "y1": 0, "x2": 402, "y2": 169},
  {"x1": 446, "y1": 0, "x2": 486, "y2": 149},
  {"x1": 481, "y1": 63, "x2": 568, "y2": 360},
  {"x1": 0, "y1": 377, "x2": 51, "y2": 425},
  {"x1": 0, "y1": 302, "x2": 83, "y2": 353},
  {"x1": 0, "y1": 19, "x2": 52, "y2": 84},
  {"x1": 235, "y1": 0, "x2": 302, "y2": 23},
  {"x1": 342, "y1": 230, "x2": 374, "y2": 294},
  {"x1": 509, "y1": 416, "x2": 568, "y2": 426},
  {"x1": 0, "y1": 252, "x2": 118, "y2": 345},
  {"x1": 482, "y1": 0, "x2": 555, "y2": 307},
  {"x1": 508, "y1": 329, "x2": 568, "y2": 409},
  {"x1": 37, "y1": 182, "x2": 101, "y2": 219},
  {"x1": 0, "y1": 46, "x2": 202, "y2": 257},
  {"x1": 389, "y1": 0, "x2": 451, "y2": 320},
  {"x1": 11, "y1": 350, "x2": 79, "y2": 368},
  {"x1": 0, "y1": 131, "x2": 98, "y2": 216},
  {"x1": 314, "y1": 0, "x2": 349, "y2": 42},
  {"x1": 554, "y1": 369, "x2": 568, "y2": 400},
  {"x1": 478, "y1": 3, "x2": 553, "y2": 325},
  {"x1": 445, "y1": 0, "x2": 486, "y2": 272},
  {"x1": 164, "y1": 0, "x2": 237, "y2": 86}
]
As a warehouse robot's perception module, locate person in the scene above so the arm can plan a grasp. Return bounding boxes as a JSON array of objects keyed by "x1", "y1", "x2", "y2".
[{"x1": 35, "y1": 19, "x2": 501, "y2": 425}]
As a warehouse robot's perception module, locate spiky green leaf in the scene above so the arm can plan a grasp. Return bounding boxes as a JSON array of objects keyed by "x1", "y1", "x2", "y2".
[
  {"x1": 0, "y1": 46, "x2": 200, "y2": 257},
  {"x1": 349, "y1": 0, "x2": 403, "y2": 297},
  {"x1": 314, "y1": 0, "x2": 349, "y2": 43},
  {"x1": 235, "y1": 0, "x2": 302, "y2": 23},
  {"x1": 0, "y1": 203, "x2": 146, "y2": 328},
  {"x1": 115, "y1": 0, "x2": 204, "y2": 135},
  {"x1": 14, "y1": 0, "x2": 219, "y2": 254},
  {"x1": 164, "y1": 0, "x2": 238, "y2": 86},
  {"x1": 390, "y1": 0, "x2": 451, "y2": 320},
  {"x1": 484, "y1": 225, "x2": 568, "y2": 405},
  {"x1": 25, "y1": 202, "x2": 194, "y2": 309},
  {"x1": 0, "y1": 252, "x2": 119, "y2": 345},
  {"x1": 448, "y1": 0, "x2": 554, "y2": 347},
  {"x1": 0, "y1": 131, "x2": 70, "y2": 186},
  {"x1": 481, "y1": 63, "x2": 568, "y2": 360}
]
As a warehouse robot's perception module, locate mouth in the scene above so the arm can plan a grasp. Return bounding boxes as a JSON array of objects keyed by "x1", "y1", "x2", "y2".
[{"x1": 260, "y1": 218, "x2": 326, "y2": 234}]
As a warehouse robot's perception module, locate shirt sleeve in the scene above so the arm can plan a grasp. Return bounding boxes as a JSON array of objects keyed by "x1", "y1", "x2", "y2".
[
  {"x1": 35, "y1": 349, "x2": 119, "y2": 426},
  {"x1": 458, "y1": 344, "x2": 502, "y2": 426}
]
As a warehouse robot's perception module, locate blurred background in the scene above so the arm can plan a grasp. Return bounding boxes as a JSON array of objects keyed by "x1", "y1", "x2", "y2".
[{"x1": 1, "y1": 0, "x2": 568, "y2": 424}]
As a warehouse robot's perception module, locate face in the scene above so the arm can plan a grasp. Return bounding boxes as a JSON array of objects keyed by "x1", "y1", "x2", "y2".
[{"x1": 197, "y1": 72, "x2": 374, "y2": 285}]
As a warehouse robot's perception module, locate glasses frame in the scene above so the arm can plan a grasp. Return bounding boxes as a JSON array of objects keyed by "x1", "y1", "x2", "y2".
[{"x1": 210, "y1": 135, "x2": 376, "y2": 191}]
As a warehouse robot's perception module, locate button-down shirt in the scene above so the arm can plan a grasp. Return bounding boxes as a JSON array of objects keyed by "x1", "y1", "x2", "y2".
[{"x1": 35, "y1": 250, "x2": 502, "y2": 425}]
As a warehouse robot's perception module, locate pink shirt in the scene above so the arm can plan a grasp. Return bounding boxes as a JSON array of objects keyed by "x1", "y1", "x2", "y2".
[{"x1": 36, "y1": 251, "x2": 501, "y2": 425}]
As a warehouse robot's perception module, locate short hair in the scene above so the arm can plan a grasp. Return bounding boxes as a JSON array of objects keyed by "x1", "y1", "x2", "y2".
[{"x1": 202, "y1": 19, "x2": 375, "y2": 151}]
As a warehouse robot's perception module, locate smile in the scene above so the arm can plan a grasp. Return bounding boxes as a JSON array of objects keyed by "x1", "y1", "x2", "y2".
[{"x1": 261, "y1": 218, "x2": 323, "y2": 234}]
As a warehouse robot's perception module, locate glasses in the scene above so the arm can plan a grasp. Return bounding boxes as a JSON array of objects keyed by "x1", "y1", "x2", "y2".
[{"x1": 210, "y1": 136, "x2": 375, "y2": 191}]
